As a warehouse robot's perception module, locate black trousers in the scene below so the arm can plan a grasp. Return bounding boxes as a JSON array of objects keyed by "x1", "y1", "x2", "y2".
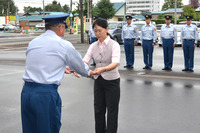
[{"x1": 94, "y1": 75, "x2": 120, "y2": 133}]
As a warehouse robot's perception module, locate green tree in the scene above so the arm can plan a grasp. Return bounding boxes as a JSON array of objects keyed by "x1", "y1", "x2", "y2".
[
  {"x1": 162, "y1": 0, "x2": 182, "y2": 11},
  {"x1": 157, "y1": 14, "x2": 164, "y2": 19},
  {"x1": 45, "y1": 0, "x2": 63, "y2": 12},
  {"x1": 24, "y1": 6, "x2": 42, "y2": 13},
  {"x1": 63, "y1": 4, "x2": 69, "y2": 13},
  {"x1": 93, "y1": 0, "x2": 115, "y2": 19},
  {"x1": 0, "y1": 0, "x2": 18, "y2": 16},
  {"x1": 182, "y1": 5, "x2": 196, "y2": 20},
  {"x1": 74, "y1": 0, "x2": 89, "y2": 18}
]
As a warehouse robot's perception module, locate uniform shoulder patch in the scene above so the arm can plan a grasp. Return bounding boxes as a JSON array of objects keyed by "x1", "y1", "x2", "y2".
[
  {"x1": 175, "y1": 28, "x2": 177, "y2": 32},
  {"x1": 196, "y1": 28, "x2": 198, "y2": 31},
  {"x1": 154, "y1": 28, "x2": 156, "y2": 31},
  {"x1": 136, "y1": 27, "x2": 138, "y2": 30}
]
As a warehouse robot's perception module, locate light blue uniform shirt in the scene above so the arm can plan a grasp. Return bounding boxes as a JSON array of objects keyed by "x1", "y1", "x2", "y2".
[
  {"x1": 140, "y1": 24, "x2": 157, "y2": 43},
  {"x1": 89, "y1": 24, "x2": 96, "y2": 39},
  {"x1": 23, "y1": 30, "x2": 90, "y2": 85},
  {"x1": 181, "y1": 24, "x2": 199, "y2": 44},
  {"x1": 160, "y1": 24, "x2": 177, "y2": 44},
  {"x1": 121, "y1": 24, "x2": 139, "y2": 41}
]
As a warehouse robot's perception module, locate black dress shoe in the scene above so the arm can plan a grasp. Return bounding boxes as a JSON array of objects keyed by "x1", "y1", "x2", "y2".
[
  {"x1": 189, "y1": 69, "x2": 194, "y2": 72},
  {"x1": 128, "y1": 66, "x2": 133, "y2": 69},
  {"x1": 182, "y1": 69, "x2": 189, "y2": 71},
  {"x1": 143, "y1": 66, "x2": 148, "y2": 69},
  {"x1": 166, "y1": 68, "x2": 172, "y2": 71},
  {"x1": 162, "y1": 68, "x2": 168, "y2": 70},
  {"x1": 124, "y1": 66, "x2": 128, "y2": 68}
]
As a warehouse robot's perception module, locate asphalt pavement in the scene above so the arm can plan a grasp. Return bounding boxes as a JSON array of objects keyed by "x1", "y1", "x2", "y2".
[{"x1": 0, "y1": 32, "x2": 200, "y2": 133}]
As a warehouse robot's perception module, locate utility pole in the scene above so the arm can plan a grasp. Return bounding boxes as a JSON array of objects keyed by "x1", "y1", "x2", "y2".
[
  {"x1": 70, "y1": 0, "x2": 72, "y2": 34},
  {"x1": 88, "y1": 0, "x2": 92, "y2": 19},
  {"x1": 80, "y1": 0, "x2": 84, "y2": 43},
  {"x1": 7, "y1": 1, "x2": 10, "y2": 16},
  {"x1": 43, "y1": 0, "x2": 45, "y2": 17},
  {"x1": 175, "y1": 0, "x2": 177, "y2": 25}
]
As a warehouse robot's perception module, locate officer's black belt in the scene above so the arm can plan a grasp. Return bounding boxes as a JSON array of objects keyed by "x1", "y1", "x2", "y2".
[
  {"x1": 162, "y1": 38, "x2": 173, "y2": 40},
  {"x1": 125, "y1": 38, "x2": 135, "y2": 40},
  {"x1": 143, "y1": 39, "x2": 153, "y2": 41},
  {"x1": 184, "y1": 39, "x2": 195, "y2": 41}
]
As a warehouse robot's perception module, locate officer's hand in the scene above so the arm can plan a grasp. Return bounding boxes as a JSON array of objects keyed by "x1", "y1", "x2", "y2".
[
  {"x1": 88, "y1": 70, "x2": 94, "y2": 78},
  {"x1": 194, "y1": 44, "x2": 196, "y2": 49},
  {"x1": 123, "y1": 42, "x2": 124, "y2": 45},
  {"x1": 141, "y1": 43, "x2": 143, "y2": 46},
  {"x1": 73, "y1": 72, "x2": 80, "y2": 78},
  {"x1": 65, "y1": 66, "x2": 72, "y2": 74},
  {"x1": 173, "y1": 44, "x2": 175, "y2": 47},
  {"x1": 181, "y1": 44, "x2": 183, "y2": 48},
  {"x1": 152, "y1": 43, "x2": 155, "y2": 47},
  {"x1": 134, "y1": 41, "x2": 137, "y2": 45},
  {"x1": 93, "y1": 67, "x2": 105, "y2": 75}
]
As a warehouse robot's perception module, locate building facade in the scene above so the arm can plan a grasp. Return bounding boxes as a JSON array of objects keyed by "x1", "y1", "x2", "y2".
[{"x1": 126, "y1": 0, "x2": 160, "y2": 15}]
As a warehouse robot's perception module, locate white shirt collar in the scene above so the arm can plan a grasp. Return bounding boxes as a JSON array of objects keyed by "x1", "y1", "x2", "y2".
[{"x1": 98, "y1": 36, "x2": 110, "y2": 45}]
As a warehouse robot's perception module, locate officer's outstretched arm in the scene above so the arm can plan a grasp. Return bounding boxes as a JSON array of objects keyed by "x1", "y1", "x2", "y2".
[{"x1": 63, "y1": 42, "x2": 91, "y2": 77}]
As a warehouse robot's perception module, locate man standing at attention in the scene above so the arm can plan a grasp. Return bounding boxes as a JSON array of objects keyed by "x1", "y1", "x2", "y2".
[
  {"x1": 160, "y1": 15, "x2": 177, "y2": 71},
  {"x1": 181, "y1": 15, "x2": 198, "y2": 72},
  {"x1": 122, "y1": 15, "x2": 139, "y2": 69},
  {"x1": 21, "y1": 14, "x2": 93, "y2": 133},
  {"x1": 140, "y1": 14, "x2": 157, "y2": 70}
]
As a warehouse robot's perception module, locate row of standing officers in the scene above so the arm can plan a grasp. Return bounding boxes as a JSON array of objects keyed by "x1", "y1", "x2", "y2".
[{"x1": 121, "y1": 14, "x2": 199, "y2": 72}]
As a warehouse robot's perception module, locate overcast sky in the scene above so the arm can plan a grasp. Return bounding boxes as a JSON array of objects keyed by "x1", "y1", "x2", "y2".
[{"x1": 14, "y1": 0, "x2": 190, "y2": 13}]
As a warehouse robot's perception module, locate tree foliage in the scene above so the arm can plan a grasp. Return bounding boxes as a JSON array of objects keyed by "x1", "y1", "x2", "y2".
[
  {"x1": 24, "y1": 6, "x2": 42, "y2": 13},
  {"x1": 93, "y1": 0, "x2": 115, "y2": 20},
  {"x1": 157, "y1": 14, "x2": 164, "y2": 19},
  {"x1": 0, "y1": 0, "x2": 18, "y2": 16},
  {"x1": 162, "y1": 0, "x2": 182, "y2": 11},
  {"x1": 182, "y1": 5, "x2": 196, "y2": 19},
  {"x1": 74, "y1": 0, "x2": 89, "y2": 18},
  {"x1": 45, "y1": 0, "x2": 69, "y2": 12}
]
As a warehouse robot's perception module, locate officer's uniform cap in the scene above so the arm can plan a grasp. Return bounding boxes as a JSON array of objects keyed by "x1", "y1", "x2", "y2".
[
  {"x1": 92, "y1": 16, "x2": 98, "y2": 20},
  {"x1": 186, "y1": 15, "x2": 193, "y2": 20},
  {"x1": 42, "y1": 13, "x2": 69, "y2": 24},
  {"x1": 145, "y1": 14, "x2": 152, "y2": 19},
  {"x1": 165, "y1": 15, "x2": 172, "y2": 20},
  {"x1": 126, "y1": 15, "x2": 132, "y2": 20}
]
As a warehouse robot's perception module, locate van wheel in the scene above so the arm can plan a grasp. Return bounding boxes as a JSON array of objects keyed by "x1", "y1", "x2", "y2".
[{"x1": 114, "y1": 37, "x2": 118, "y2": 42}]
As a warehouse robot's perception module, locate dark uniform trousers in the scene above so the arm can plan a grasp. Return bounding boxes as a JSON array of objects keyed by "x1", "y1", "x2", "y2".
[
  {"x1": 21, "y1": 82, "x2": 62, "y2": 133},
  {"x1": 162, "y1": 38, "x2": 174, "y2": 69},
  {"x1": 183, "y1": 40, "x2": 195, "y2": 69},
  {"x1": 142, "y1": 40, "x2": 154, "y2": 67},
  {"x1": 124, "y1": 39, "x2": 135, "y2": 66},
  {"x1": 94, "y1": 75, "x2": 120, "y2": 133}
]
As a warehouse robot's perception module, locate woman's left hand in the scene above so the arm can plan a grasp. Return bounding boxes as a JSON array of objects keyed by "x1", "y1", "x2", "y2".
[{"x1": 93, "y1": 67, "x2": 105, "y2": 75}]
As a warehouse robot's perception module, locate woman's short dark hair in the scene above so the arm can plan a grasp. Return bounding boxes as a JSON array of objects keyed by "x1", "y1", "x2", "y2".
[
  {"x1": 92, "y1": 18, "x2": 108, "y2": 29},
  {"x1": 92, "y1": 18, "x2": 114, "y2": 39}
]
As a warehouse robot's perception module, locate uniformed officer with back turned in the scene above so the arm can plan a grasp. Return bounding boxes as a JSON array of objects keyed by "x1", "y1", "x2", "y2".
[
  {"x1": 122, "y1": 15, "x2": 139, "y2": 69},
  {"x1": 21, "y1": 14, "x2": 93, "y2": 133},
  {"x1": 181, "y1": 15, "x2": 199, "y2": 72},
  {"x1": 160, "y1": 15, "x2": 177, "y2": 71},
  {"x1": 140, "y1": 14, "x2": 157, "y2": 70}
]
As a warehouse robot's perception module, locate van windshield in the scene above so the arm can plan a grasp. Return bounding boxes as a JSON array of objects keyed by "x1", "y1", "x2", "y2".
[{"x1": 108, "y1": 23, "x2": 118, "y2": 30}]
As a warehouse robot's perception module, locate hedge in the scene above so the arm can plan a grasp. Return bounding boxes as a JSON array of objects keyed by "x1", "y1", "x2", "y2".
[{"x1": 151, "y1": 19, "x2": 186, "y2": 24}]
